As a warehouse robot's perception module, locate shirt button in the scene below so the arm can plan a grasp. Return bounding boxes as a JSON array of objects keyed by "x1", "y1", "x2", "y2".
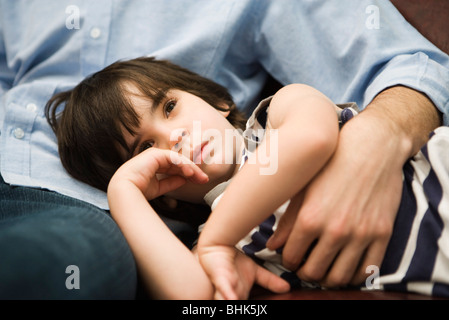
[
  {"x1": 13, "y1": 128, "x2": 25, "y2": 139},
  {"x1": 26, "y1": 103, "x2": 37, "y2": 113},
  {"x1": 90, "y1": 27, "x2": 101, "y2": 39}
]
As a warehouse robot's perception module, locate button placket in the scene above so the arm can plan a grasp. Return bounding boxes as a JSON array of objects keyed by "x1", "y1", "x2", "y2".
[
  {"x1": 13, "y1": 127, "x2": 25, "y2": 139},
  {"x1": 26, "y1": 103, "x2": 37, "y2": 113},
  {"x1": 90, "y1": 27, "x2": 101, "y2": 39}
]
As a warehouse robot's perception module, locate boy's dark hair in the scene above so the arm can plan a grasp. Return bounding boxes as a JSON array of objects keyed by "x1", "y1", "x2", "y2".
[{"x1": 45, "y1": 57, "x2": 247, "y2": 227}]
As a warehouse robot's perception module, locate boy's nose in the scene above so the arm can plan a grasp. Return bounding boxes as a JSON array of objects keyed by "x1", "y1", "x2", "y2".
[{"x1": 170, "y1": 129, "x2": 188, "y2": 152}]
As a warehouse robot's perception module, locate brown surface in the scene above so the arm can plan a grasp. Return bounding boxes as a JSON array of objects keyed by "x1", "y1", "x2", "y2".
[
  {"x1": 250, "y1": 286, "x2": 445, "y2": 300},
  {"x1": 391, "y1": 0, "x2": 449, "y2": 54}
]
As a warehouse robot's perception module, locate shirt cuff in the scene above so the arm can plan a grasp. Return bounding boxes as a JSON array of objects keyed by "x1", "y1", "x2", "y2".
[{"x1": 363, "y1": 52, "x2": 449, "y2": 125}]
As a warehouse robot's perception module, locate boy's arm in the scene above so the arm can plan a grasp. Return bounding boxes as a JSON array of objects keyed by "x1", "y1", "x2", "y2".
[
  {"x1": 108, "y1": 149, "x2": 214, "y2": 299},
  {"x1": 109, "y1": 148, "x2": 293, "y2": 300},
  {"x1": 198, "y1": 84, "x2": 339, "y2": 255}
]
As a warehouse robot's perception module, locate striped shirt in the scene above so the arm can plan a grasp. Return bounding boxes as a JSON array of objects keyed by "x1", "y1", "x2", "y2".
[
  {"x1": 378, "y1": 127, "x2": 449, "y2": 297},
  {"x1": 203, "y1": 96, "x2": 449, "y2": 298}
]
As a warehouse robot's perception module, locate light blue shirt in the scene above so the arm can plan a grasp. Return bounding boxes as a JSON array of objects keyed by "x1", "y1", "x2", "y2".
[{"x1": 1, "y1": 0, "x2": 449, "y2": 209}]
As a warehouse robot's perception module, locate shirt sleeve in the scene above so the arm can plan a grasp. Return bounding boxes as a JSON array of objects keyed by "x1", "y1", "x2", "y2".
[{"x1": 255, "y1": 0, "x2": 449, "y2": 124}]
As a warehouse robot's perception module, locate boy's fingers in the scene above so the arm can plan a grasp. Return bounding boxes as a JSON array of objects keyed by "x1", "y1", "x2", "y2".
[
  {"x1": 167, "y1": 164, "x2": 207, "y2": 184},
  {"x1": 158, "y1": 150, "x2": 209, "y2": 183},
  {"x1": 255, "y1": 266, "x2": 290, "y2": 294},
  {"x1": 157, "y1": 176, "x2": 187, "y2": 196},
  {"x1": 182, "y1": 165, "x2": 209, "y2": 184},
  {"x1": 213, "y1": 276, "x2": 238, "y2": 300}
]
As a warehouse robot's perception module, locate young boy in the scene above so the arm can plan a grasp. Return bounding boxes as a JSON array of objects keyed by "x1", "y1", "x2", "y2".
[{"x1": 46, "y1": 57, "x2": 449, "y2": 299}]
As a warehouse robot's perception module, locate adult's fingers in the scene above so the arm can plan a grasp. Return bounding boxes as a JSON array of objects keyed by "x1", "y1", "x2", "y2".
[
  {"x1": 350, "y1": 235, "x2": 390, "y2": 286},
  {"x1": 294, "y1": 230, "x2": 346, "y2": 283},
  {"x1": 280, "y1": 217, "x2": 321, "y2": 272},
  {"x1": 317, "y1": 237, "x2": 370, "y2": 287},
  {"x1": 266, "y1": 191, "x2": 304, "y2": 250}
]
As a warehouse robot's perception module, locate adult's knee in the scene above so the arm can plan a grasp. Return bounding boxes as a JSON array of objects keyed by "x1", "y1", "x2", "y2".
[{"x1": 0, "y1": 203, "x2": 137, "y2": 299}]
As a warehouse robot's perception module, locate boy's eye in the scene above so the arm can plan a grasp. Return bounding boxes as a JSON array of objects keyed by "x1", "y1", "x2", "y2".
[
  {"x1": 164, "y1": 99, "x2": 176, "y2": 117},
  {"x1": 138, "y1": 141, "x2": 154, "y2": 154}
]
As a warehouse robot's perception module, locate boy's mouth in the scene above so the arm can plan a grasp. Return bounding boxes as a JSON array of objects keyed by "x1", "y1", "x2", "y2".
[{"x1": 192, "y1": 141, "x2": 209, "y2": 164}]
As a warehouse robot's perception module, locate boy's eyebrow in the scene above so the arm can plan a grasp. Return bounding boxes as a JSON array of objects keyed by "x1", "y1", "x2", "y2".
[{"x1": 152, "y1": 89, "x2": 168, "y2": 110}]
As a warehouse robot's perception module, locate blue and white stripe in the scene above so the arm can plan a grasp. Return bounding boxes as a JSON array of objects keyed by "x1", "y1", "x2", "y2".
[{"x1": 379, "y1": 127, "x2": 449, "y2": 297}]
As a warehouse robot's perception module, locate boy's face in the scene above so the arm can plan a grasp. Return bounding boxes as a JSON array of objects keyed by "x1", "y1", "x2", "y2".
[{"x1": 119, "y1": 84, "x2": 243, "y2": 203}]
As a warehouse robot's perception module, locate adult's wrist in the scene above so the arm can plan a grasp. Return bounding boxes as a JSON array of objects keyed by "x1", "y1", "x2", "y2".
[{"x1": 361, "y1": 85, "x2": 441, "y2": 158}]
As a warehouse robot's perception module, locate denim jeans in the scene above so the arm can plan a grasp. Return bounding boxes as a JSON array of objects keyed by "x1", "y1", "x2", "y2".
[{"x1": 0, "y1": 174, "x2": 137, "y2": 299}]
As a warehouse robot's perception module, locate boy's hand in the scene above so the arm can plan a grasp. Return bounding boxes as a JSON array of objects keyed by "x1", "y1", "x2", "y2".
[
  {"x1": 198, "y1": 244, "x2": 290, "y2": 300},
  {"x1": 110, "y1": 148, "x2": 208, "y2": 200}
]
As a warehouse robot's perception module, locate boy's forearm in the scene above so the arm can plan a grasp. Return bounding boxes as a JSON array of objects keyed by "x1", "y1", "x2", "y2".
[
  {"x1": 108, "y1": 179, "x2": 214, "y2": 299},
  {"x1": 200, "y1": 132, "x2": 331, "y2": 248}
]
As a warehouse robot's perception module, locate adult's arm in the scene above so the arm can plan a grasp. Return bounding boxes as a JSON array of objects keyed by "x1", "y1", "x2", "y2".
[
  {"x1": 255, "y1": 0, "x2": 449, "y2": 122},
  {"x1": 255, "y1": 0, "x2": 448, "y2": 287},
  {"x1": 269, "y1": 85, "x2": 440, "y2": 286}
]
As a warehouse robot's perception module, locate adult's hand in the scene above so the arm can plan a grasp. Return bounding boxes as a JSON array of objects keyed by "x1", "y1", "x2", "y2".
[{"x1": 267, "y1": 86, "x2": 441, "y2": 287}]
